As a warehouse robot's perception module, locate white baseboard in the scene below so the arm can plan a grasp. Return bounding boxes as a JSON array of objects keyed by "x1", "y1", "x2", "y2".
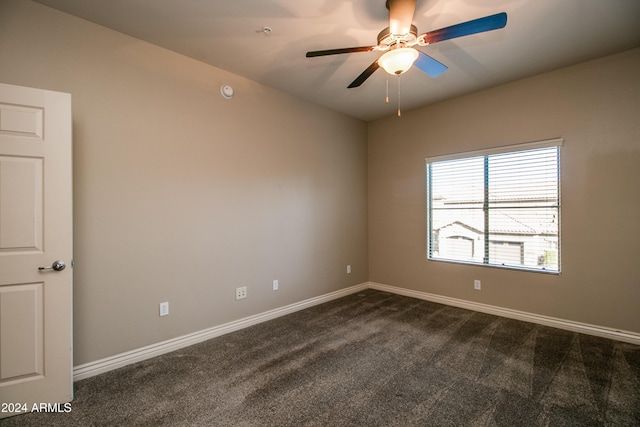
[
  {"x1": 74, "y1": 281, "x2": 639, "y2": 381},
  {"x1": 367, "y1": 281, "x2": 640, "y2": 346},
  {"x1": 73, "y1": 283, "x2": 368, "y2": 381}
]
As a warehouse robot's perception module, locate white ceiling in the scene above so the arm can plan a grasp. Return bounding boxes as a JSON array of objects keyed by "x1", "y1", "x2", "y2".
[{"x1": 33, "y1": 0, "x2": 640, "y2": 121}]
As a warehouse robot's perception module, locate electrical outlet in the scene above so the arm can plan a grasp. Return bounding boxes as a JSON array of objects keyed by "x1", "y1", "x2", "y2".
[
  {"x1": 236, "y1": 286, "x2": 247, "y2": 300},
  {"x1": 474, "y1": 280, "x2": 481, "y2": 290},
  {"x1": 272, "y1": 280, "x2": 279, "y2": 291},
  {"x1": 346, "y1": 265, "x2": 351, "y2": 274},
  {"x1": 159, "y1": 302, "x2": 169, "y2": 316}
]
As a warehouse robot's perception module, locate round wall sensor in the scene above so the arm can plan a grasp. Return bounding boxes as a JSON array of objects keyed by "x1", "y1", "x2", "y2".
[{"x1": 220, "y1": 85, "x2": 234, "y2": 99}]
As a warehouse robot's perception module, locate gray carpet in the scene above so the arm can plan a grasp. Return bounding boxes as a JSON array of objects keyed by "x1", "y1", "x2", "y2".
[{"x1": 3, "y1": 289, "x2": 639, "y2": 426}]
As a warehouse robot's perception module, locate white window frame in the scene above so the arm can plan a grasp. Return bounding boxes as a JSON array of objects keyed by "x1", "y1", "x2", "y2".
[{"x1": 426, "y1": 138, "x2": 562, "y2": 274}]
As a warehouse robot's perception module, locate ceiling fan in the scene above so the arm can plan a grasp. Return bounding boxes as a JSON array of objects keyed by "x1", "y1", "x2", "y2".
[{"x1": 305, "y1": 0, "x2": 507, "y2": 89}]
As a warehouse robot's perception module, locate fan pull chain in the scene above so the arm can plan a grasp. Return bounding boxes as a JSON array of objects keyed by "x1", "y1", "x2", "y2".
[
  {"x1": 397, "y1": 74, "x2": 401, "y2": 117},
  {"x1": 385, "y1": 78, "x2": 389, "y2": 103}
]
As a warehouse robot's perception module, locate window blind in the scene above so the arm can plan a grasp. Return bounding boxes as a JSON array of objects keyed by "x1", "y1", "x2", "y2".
[{"x1": 426, "y1": 139, "x2": 561, "y2": 273}]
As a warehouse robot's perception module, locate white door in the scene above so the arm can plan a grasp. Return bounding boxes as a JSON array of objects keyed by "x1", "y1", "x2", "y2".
[{"x1": 0, "y1": 83, "x2": 73, "y2": 418}]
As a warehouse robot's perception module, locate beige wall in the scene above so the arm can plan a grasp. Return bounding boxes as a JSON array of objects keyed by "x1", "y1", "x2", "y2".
[
  {"x1": 0, "y1": 1, "x2": 368, "y2": 365},
  {"x1": 368, "y1": 47, "x2": 640, "y2": 333}
]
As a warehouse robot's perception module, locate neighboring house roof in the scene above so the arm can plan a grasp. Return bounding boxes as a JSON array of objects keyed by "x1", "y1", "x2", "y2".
[
  {"x1": 434, "y1": 209, "x2": 557, "y2": 236},
  {"x1": 435, "y1": 220, "x2": 482, "y2": 235}
]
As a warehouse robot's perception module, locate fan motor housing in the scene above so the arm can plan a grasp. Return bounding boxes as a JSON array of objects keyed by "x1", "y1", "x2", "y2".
[{"x1": 377, "y1": 24, "x2": 418, "y2": 49}]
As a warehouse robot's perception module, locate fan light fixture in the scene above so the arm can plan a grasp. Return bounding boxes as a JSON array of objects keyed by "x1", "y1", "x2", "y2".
[{"x1": 378, "y1": 47, "x2": 419, "y2": 75}]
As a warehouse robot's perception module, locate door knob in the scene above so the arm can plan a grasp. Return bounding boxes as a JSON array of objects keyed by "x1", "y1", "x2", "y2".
[{"x1": 38, "y1": 260, "x2": 66, "y2": 271}]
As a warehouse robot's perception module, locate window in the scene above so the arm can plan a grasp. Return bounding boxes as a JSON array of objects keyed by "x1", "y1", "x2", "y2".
[{"x1": 426, "y1": 139, "x2": 561, "y2": 273}]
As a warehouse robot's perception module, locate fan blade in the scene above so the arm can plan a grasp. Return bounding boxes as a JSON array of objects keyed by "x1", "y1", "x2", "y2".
[
  {"x1": 387, "y1": 0, "x2": 417, "y2": 35},
  {"x1": 348, "y1": 60, "x2": 380, "y2": 88},
  {"x1": 419, "y1": 12, "x2": 507, "y2": 45},
  {"x1": 414, "y1": 52, "x2": 448, "y2": 77},
  {"x1": 306, "y1": 46, "x2": 376, "y2": 57}
]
